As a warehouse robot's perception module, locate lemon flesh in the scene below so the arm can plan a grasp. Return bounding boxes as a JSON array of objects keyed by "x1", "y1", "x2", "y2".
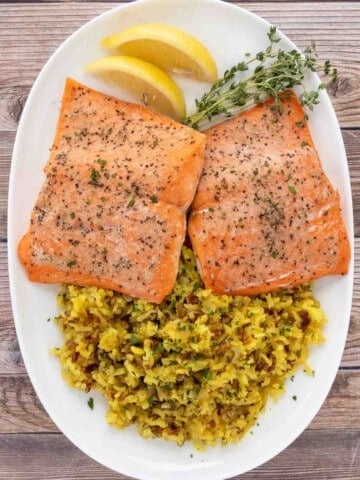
[
  {"x1": 84, "y1": 55, "x2": 186, "y2": 121},
  {"x1": 101, "y1": 23, "x2": 218, "y2": 82}
]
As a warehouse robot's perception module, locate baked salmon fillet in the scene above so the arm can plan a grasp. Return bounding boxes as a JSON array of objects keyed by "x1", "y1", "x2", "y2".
[
  {"x1": 18, "y1": 78, "x2": 205, "y2": 303},
  {"x1": 188, "y1": 91, "x2": 350, "y2": 296}
]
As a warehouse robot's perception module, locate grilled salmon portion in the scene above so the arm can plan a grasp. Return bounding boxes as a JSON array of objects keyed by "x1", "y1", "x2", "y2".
[
  {"x1": 18, "y1": 78, "x2": 205, "y2": 303},
  {"x1": 188, "y1": 91, "x2": 350, "y2": 296}
]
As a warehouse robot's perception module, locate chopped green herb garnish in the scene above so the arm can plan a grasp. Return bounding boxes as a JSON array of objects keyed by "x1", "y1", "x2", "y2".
[
  {"x1": 295, "y1": 115, "x2": 308, "y2": 128},
  {"x1": 97, "y1": 159, "x2": 107, "y2": 166},
  {"x1": 288, "y1": 185, "x2": 297, "y2": 194},
  {"x1": 127, "y1": 197, "x2": 136, "y2": 208},
  {"x1": 150, "y1": 195, "x2": 159, "y2": 203},
  {"x1": 154, "y1": 343, "x2": 164, "y2": 354},
  {"x1": 203, "y1": 370, "x2": 213, "y2": 381},
  {"x1": 69, "y1": 212, "x2": 76, "y2": 219},
  {"x1": 87, "y1": 397, "x2": 94, "y2": 410},
  {"x1": 192, "y1": 281, "x2": 203, "y2": 291},
  {"x1": 130, "y1": 334, "x2": 141, "y2": 345},
  {"x1": 90, "y1": 168, "x2": 100, "y2": 184},
  {"x1": 292, "y1": 395, "x2": 297, "y2": 401},
  {"x1": 301, "y1": 140, "x2": 310, "y2": 147},
  {"x1": 67, "y1": 260, "x2": 77, "y2": 268}
]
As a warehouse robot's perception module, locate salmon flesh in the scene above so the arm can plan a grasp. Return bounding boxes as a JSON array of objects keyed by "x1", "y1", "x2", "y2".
[
  {"x1": 18, "y1": 78, "x2": 205, "y2": 303},
  {"x1": 188, "y1": 92, "x2": 350, "y2": 296}
]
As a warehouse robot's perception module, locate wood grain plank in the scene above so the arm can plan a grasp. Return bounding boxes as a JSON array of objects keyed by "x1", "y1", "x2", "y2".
[
  {"x1": 1, "y1": 370, "x2": 359, "y2": 434},
  {"x1": 309, "y1": 369, "x2": 360, "y2": 429},
  {"x1": 0, "y1": 131, "x2": 13, "y2": 239},
  {"x1": 0, "y1": 242, "x2": 25, "y2": 376},
  {"x1": 0, "y1": 429, "x2": 359, "y2": 479},
  {"x1": 345, "y1": 129, "x2": 360, "y2": 237},
  {"x1": 0, "y1": 2, "x2": 359, "y2": 127},
  {"x1": 0, "y1": 0, "x2": 358, "y2": 4},
  {"x1": 0, "y1": 87, "x2": 29, "y2": 133},
  {"x1": 0, "y1": 375, "x2": 58, "y2": 433}
]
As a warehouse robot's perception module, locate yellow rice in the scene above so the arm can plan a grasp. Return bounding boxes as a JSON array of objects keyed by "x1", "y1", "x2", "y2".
[{"x1": 51, "y1": 246, "x2": 326, "y2": 449}]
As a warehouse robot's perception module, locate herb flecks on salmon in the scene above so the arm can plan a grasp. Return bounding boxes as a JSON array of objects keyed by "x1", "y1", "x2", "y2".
[
  {"x1": 18, "y1": 78, "x2": 205, "y2": 303},
  {"x1": 188, "y1": 91, "x2": 350, "y2": 296}
]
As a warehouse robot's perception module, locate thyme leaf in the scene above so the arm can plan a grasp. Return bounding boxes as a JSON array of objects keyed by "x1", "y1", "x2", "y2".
[{"x1": 184, "y1": 27, "x2": 337, "y2": 130}]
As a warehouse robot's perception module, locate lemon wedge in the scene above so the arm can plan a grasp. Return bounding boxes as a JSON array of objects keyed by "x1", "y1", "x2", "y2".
[
  {"x1": 84, "y1": 55, "x2": 186, "y2": 121},
  {"x1": 101, "y1": 23, "x2": 218, "y2": 82}
]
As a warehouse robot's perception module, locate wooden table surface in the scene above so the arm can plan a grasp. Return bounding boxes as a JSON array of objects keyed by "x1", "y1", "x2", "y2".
[{"x1": 1, "y1": 1, "x2": 359, "y2": 479}]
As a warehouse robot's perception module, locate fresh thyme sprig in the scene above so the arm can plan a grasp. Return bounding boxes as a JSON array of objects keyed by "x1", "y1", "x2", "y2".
[{"x1": 184, "y1": 27, "x2": 337, "y2": 130}]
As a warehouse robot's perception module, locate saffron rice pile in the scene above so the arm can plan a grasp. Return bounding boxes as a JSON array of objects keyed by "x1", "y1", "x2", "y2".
[{"x1": 52, "y1": 246, "x2": 325, "y2": 449}]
